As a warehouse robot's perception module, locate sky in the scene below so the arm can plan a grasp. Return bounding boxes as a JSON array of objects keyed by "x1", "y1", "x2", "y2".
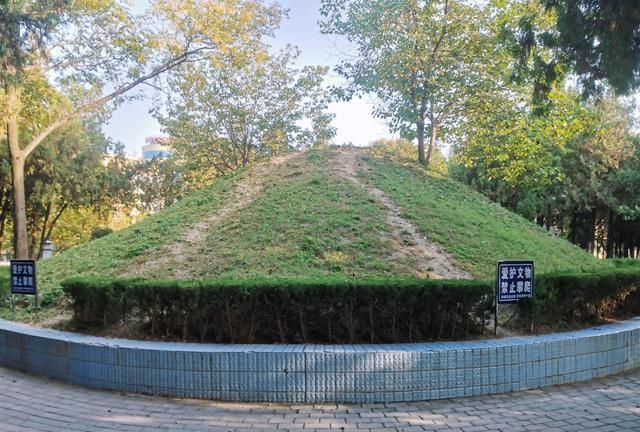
[{"x1": 103, "y1": 0, "x2": 395, "y2": 158}]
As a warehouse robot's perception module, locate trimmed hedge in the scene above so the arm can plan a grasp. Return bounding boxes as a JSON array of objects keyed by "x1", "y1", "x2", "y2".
[
  {"x1": 62, "y1": 277, "x2": 494, "y2": 343},
  {"x1": 61, "y1": 269, "x2": 640, "y2": 343},
  {"x1": 520, "y1": 269, "x2": 640, "y2": 326}
]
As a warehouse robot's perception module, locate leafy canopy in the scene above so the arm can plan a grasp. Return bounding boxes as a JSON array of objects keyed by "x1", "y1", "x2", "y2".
[
  {"x1": 155, "y1": 46, "x2": 335, "y2": 183},
  {"x1": 320, "y1": 0, "x2": 501, "y2": 165},
  {"x1": 506, "y1": 0, "x2": 640, "y2": 98}
]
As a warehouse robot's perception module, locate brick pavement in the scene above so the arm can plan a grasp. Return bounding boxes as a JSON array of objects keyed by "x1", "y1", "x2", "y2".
[{"x1": 0, "y1": 366, "x2": 639, "y2": 432}]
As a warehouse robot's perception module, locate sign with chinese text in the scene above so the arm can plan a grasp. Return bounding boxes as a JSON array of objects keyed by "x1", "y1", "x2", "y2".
[
  {"x1": 10, "y1": 260, "x2": 37, "y2": 295},
  {"x1": 496, "y1": 260, "x2": 534, "y2": 304}
]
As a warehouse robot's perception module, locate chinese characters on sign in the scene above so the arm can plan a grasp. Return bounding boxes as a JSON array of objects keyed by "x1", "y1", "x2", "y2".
[
  {"x1": 10, "y1": 260, "x2": 37, "y2": 295},
  {"x1": 496, "y1": 261, "x2": 534, "y2": 304}
]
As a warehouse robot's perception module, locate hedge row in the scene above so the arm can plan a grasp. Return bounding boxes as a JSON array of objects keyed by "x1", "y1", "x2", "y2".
[
  {"x1": 61, "y1": 269, "x2": 640, "y2": 344},
  {"x1": 520, "y1": 269, "x2": 640, "y2": 326},
  {"x1": 62, "y1": 277, "x2": 494, "y2": 343}
]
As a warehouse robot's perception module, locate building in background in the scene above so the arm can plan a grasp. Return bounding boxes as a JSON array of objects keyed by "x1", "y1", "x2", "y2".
[{"x1": 142, "y1": 136, "x2": 172, "y2": 160}]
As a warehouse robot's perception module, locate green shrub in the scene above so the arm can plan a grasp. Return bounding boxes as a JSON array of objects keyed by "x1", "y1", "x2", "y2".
[
  {"x1": 518, "y1": 269, "x2": 640, "y2": 327},
  {"x1": 62, "y1": 277, "x2": 494, "y2": 343},
  {"x1": 62, "y1": 268, "x2": 640, "y2": 343}
]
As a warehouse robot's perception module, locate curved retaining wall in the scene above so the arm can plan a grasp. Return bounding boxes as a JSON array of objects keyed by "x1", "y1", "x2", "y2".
[{"x1": 0, "y1": 318, "x2": 639, "y2": 403}]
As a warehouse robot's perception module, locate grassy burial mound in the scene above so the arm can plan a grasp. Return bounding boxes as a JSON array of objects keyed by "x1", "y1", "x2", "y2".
[
  {"x1": 37, "y1": 148, "x2": 608, "y2": 289},
  {"x1": 5, "y1": 148, "x2": 634, "y2": 341}
]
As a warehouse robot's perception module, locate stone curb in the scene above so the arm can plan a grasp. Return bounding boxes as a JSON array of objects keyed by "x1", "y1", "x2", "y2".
[{"x1": 0, "y1": 318, "x2": 638, "y2": 403}]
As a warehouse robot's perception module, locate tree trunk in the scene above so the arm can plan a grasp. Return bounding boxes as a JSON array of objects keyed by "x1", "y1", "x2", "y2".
[
  {"x1": 9, "y1": 156, "x2": 28, "y2": 259},
  {"x1": 426, "y1": 122, "x2": 438, "y2": 168},
  {"x1": 29, "y1": 206, "x2": 40, "y2": 260},
  {"x1": 605, "y1": 208, "x2": 615, "y2": 259},
  {"x1": 416, "y1": 120, "x2": 426, "y2": 164},
  {"x1": 568, "y1": 211, "x2": 577, "y2": 244},
  {"x1": 43, "y1": 203, "x2": 68, "y2": 250},
  {"x1": 6, "y1": 79, "x2": 29, "y2": 259},
  {"x1": 37, "y1": 202, "x2": 52, "y2": 260}
]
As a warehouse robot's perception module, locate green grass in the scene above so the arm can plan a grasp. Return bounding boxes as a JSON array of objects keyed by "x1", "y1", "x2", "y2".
[
  {"x1": 361, "y1": 156, "x2": 611, "y2": 278},
  {"x1": 192, "y1": 151, "x2": 396, "y2": 278},
  {"x1": 0, "y1": 266, "x2": 8, "y2": 301},
  {"x1": 37, "y1": 171, "x2": 242, "y2": 291},
  {"x1": 612, "y1": 259, "x2": 640, "y2": 270}
]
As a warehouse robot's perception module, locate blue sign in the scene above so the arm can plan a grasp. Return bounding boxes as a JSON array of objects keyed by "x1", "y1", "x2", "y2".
[
  {"x1": 497, "y1": 260, "x2": 534, "y2": 304},
  {"x1": 10, "y1": 260, "x2": 37, "y2": 295}
]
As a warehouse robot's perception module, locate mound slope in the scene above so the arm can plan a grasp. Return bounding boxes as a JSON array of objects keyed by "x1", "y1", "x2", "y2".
[{"x1": 39, "y1": 148, "x2": 607, "y2": 290}]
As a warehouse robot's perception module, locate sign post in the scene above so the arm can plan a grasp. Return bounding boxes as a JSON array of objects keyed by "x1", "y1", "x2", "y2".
[
  {"x1": 495, "y1": 260, "x2": 534, "y2": 335},
  {"x1": 9, "y1": 260, "x2": 38, "y2": 317}
]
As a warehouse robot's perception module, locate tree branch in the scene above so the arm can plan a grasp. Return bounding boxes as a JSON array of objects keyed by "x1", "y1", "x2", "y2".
[
  {"x1": 429, "y1": 0, "x2": 449, "y2": 64},
  {"x1": 22, "y1": 45, "x2": 215, "y2": 158}
]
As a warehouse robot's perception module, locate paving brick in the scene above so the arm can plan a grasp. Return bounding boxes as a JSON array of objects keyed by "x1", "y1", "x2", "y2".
[{"x1": 1, "y1": 367, "x2": 640, "y2": 432}]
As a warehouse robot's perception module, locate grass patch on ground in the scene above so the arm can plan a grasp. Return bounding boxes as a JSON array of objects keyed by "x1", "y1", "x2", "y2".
[
  {"x1": 0, "y1": 266, "x2": 8, "y2": 301},
  {"x1": 187, "y1": 151, "x2": 397, "y2": 278},
  {"x1": 361, "y1": 155, "x2": 611, "y2": 278},
  {"x1": 612, "y1": 259, "x2": 640, "y2": 270}
]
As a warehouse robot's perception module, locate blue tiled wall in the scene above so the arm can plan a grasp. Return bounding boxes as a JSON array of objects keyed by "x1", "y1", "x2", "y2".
[{"x1": 0, "y1": 318, "x2": 638, "y2": 403}]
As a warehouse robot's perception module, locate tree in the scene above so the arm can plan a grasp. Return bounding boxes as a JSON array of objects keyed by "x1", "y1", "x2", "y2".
[
  {"x1": 454, "y1": 89, "x2": 637, "y2": 256},
  {"x1": 1, "y1": 0, "x2": 283, "y2": 259},
  {"x1": 24, "y1": 118, "x2": 135, "y2": 259},
  {"x1": 507, "y1": 0, "x2": 640, "y2": 99},
  {"x1": 0, "y1": 139, "x2": 11, "y2": 253},
  {"x1": 129, "y1": 156, "x2": 187, "y2": 214},
  {"x1": 320, "y1": 0, "x2": 498, "y2": 167},
  {"x1": 155, "y1": 47, "x2": 335, "y2": 182},
  {"x1": 0, "y1": 71, "x2": 134, "y2": 258},
  {"x1": 606, "y1": 138, "x2": 640, "y2": 257}
]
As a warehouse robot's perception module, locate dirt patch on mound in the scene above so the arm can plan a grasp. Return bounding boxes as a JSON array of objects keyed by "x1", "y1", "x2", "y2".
[
  {"x1": 126, "y1": 153, "x2": 301, "y2": 279},
  {"x1": 331, "y1": 148, "x2": 471, "y2": 279}
]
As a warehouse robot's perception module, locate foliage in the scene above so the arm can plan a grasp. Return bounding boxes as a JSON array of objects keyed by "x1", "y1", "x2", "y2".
[
  {"x1": 506, "y1": 0, "x2": 640, "y2": 99},
  {"x1": 25, "y1": 120, "x2": 131, "y2": 258},
  {"x1": 453, "y1": 89, "x2": 638, "y2": 256},
  {"x1": 1, "y1": 0, "x2": 285, "y2": 259},
  {"x1": 611, "y1": 259, "x2": 640, "y2": 271},
  {"x1": 0, "y1": 140, "x2": 12, "y2": 253},
  {"x1": 62, "y1": 276, "x2": 494, "y2": 343},
  {"x1": 0, "y1": 79, "x2": 132, "y2": 258},
  {"x1": 51, "y1": 209, "x2": 114, "y2": 252},
  {"x1": 497, "y1": 0, "x2": 564, "y2": 109},
  {"x1": 362, "y1": 155, "x2": 610, "y2": 277},
  {"x1": 608, "y1": 139, "x2": 640, "y2": 220},
  {"x1": 320, "y1": 0, "x2": 502, "y2": 166},
  {"x1": 90, "y1": 227, "x2": 113, "y2": 240},
  {"x1": 128, "y1": 157, "x2": 189, "y2": 213},
  {"x1": 155, "y1": 47, "x2": 335, "y2": 184}
]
